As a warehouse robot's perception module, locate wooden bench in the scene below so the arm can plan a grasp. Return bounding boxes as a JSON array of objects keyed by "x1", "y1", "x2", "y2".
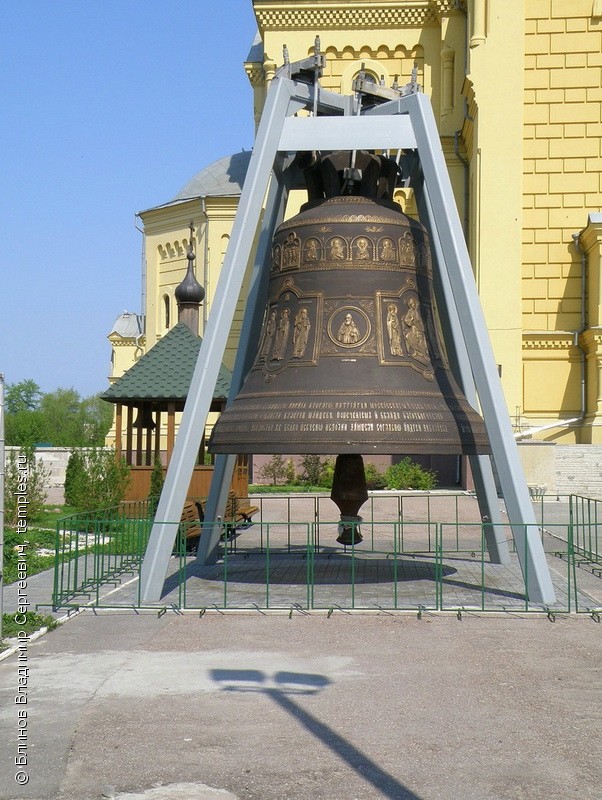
[
  {"x1": 180, "y1": 501, "x2": 202, "y2": 539},
  {"x1": 181, "y1": 492, "x2": 259, "y2": 552}
]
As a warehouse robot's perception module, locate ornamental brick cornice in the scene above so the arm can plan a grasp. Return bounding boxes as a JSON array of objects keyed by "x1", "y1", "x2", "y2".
[
  {"x1": 253, "y1": 1, "x2": 466, "y2": 30},
  {"x1": 109, "y1": 333, "x2": 146, "y2": 348},
  {"x1": 580, "y1": 327, "x2": 602, "y2": 350},
  {"x1": 522, "y1": 332, "x2": 575, "y2": 350},
  {"x1": 579, "y1": 213, "x2": 602, "y2": 254},
  {"x1": 245, "y1": 62, "x2": 265, "y2": 86}
]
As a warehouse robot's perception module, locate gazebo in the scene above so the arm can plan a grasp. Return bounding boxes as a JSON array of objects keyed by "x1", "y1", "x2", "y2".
[{"x1": 101, "y1": 226, "x2": 249, "y2": 500}]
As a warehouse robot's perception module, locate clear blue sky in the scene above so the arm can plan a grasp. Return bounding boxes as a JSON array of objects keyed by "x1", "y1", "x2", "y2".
[{"x1": 0, "y1": 1, "x2": 258, "y2": 397}]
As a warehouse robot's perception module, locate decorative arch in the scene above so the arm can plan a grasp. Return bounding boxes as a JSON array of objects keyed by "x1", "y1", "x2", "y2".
[{"x1": 341, "y1": 59, "x2": 390, "y2": 94}]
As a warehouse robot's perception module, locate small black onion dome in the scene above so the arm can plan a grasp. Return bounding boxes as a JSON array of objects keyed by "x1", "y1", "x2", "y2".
[{"x1": 175, "y1": 250, "x2": 205, "y2": 305}]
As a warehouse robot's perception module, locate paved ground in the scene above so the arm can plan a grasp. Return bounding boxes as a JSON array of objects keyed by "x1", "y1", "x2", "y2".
[
  {"x1": 0, "y1": 611, "x2": 600, "y2": 800},
  {"x1": 1, "y1": 493, "x2": 600, "y2": 799}
]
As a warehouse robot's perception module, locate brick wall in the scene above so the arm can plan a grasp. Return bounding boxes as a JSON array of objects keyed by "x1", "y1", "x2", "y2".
[
  {"x1": 523, "y1": 1, "x2": 602, "y2": 333},
  {"x1": 554, "y1": 444, "x2": 602, "y2": 496}
]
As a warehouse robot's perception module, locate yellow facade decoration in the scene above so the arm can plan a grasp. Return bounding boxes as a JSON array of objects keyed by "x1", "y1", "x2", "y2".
[{"x1": 107, "y1": 0, "x2": 602, "y2": 447}]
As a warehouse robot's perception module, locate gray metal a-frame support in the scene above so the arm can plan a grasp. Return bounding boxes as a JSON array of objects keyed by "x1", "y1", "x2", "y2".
[{"x1": 140, "y1": 75, "x2": 555, "y2": 605}]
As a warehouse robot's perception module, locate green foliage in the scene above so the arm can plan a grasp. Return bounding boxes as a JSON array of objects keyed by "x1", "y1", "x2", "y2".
[
  {"x1": 319, "y1": 458, "x2": 335, "y2": 488},
  {"x1": 3, "y1": 516, "x2": 57, "y2": 587},
  {"x1": 3, "y1": 505, "x2": 76, "y2": 587},
  {"x1": 5, "y1": 380, "x2": 113, "y2": 447},
  {"x1": 249, "y1": 484, "x2": 327, "y2": 494},
  {"x1": 5, "y1": 380, "x2": 42, "y2": 414},
  {"x1": 80, "y1": 395, "x2": 114, "y2": 445},
  {"x1": 384, "y1": 458, "x2": 437, "y2": 491},
  {"x1": 2, "y1": 612, "x2": 58, "y2": 641},
  {"x1": 5, "y1": 409, "x2": 47, "y2": 449},
  {"x1": 64, "y1": 450, "x2": 85, "y2": 507},
  {"x1": 62, "y1": 448, "x2": 131, "y2": 511},
  {"x1": 299, "y1": 455, "x2": 331, "y2": 487},
  {"x1": 149, "y1": 457, "x2": 165, "y2": 513},
  {"x1": 364, "y1": 462, "x2": 387, "y2": 490},
  {"x1": 3, "y1": 550, "x2": 56, "y2": 586},
  {"x1": 258, "y1": 454, "x2": 288, "y2": 485},
  {"x1": 3, "y1": 448, "x2": 50, "y2": 526},
  {"x1": 285, "y1": 458, "x2": 296, "y2": 485}
]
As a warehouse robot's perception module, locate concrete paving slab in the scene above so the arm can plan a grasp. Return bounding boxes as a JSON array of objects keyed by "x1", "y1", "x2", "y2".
[{"x1": 0, "y1": 611, "x2": 600, "y2": 800}]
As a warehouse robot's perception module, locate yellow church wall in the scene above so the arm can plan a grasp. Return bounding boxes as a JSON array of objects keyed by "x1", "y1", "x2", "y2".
[
  {"x1": 107, "y1": 333, "x2": 145, "y2": 386},
  {"x1": 139, "y1": 196, "x2": 243, "y2": 371},
  {"x1": 255, "y1": 1, "x2": 468, "y2": 129},
  {"x1": 522, "y1": 334, "x2": 582, "y2": 432},
  {"x1": 520, "y1": 0, "x2": 602, "y2": 440},
  {"x1": 461, "y1": 2, "x2": 525, "y2": 414}
]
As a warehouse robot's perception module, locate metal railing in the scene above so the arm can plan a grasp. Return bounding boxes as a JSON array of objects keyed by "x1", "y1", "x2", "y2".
[
  {"x1": 52, "y1": 499, "x2": 153, "y2": 607},
  {"x1": 51, "y1": 492, "x2": 602, "y2": 616}
]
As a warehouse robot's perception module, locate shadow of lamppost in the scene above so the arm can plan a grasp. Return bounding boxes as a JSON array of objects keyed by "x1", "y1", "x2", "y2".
[{"x1": 210, "y1": 669, "x2": 424, "y2": 800}]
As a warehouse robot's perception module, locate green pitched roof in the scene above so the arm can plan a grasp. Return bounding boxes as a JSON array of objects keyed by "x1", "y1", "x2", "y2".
[{"x1": 102, "y1": 322, "x2": 232, "y2": 403}]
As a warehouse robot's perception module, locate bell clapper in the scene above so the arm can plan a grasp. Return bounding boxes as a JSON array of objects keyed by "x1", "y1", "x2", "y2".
[{"x1": 330, "y1": 454, "x2": 368, "y2": 546}]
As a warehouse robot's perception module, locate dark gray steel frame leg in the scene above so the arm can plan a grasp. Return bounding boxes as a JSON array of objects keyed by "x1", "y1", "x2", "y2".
[
  {"x1": 195, "y1": 167, "x2": 292, "y2": 566},
  {"x1": 139, "y1": 77, "x2": 303, "y2": 603},
  {"x1": 412, "y1": 167, "x2": 510, "y2": 564},
  {"x1": 376, "y1": 93, "x2": 554, "y2": 603}
]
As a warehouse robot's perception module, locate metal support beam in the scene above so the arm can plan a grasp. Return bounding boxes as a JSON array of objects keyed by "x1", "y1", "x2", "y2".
[
  {"x1": 140, "y1": 77, "x2": 304, "y2": 602},
  {"x1": 367, "y1": 93, "x2": 554, "y2": 602},
  {"x1": 195, "y1": 162, "x2": 292, "y2": 566}
]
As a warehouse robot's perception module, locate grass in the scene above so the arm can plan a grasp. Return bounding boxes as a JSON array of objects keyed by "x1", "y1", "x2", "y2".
[
  {"x1": 3, "y1": 552, "x2": 56, "y2": 586},
  {"x1": 31, "y1": 505, "x2": 78, "y2": 527},
  {"x1": 3, "y1": 503, "x2": 99, "y2": 585},
  {"x1": 249, "y1": 484, "x2": 329, "y2": 494},
  {"x1": 1, "y1": 611, "x2": 58, "y2": 643}
]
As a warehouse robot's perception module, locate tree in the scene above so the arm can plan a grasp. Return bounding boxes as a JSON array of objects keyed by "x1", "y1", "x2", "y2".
[
  {"x1": 258, "y1": 455, "x2": 288, "y2": 485},
  {"x1": 3, "y1": 448, "x2": 50, "y2": 526},
  {"x1": 80, "y1": 395, "x2": 114, "y2": 445},
  {"x1": 62, "y1": 448, "x2": 131, "y2": 511},
  {"x1": 4, "y1": 380, "x2": 114, "y2": 447},
  {"x1": 5, "y1": 409, "x2": 47, "y2": 448},
  {"x1": 64, "y1": 450, "x2": 86, "y2": 507},
  {"x1": 148, "y1": 457, "x2": 165, "y2": 514},
  {"x1": 38, "y1": 388, "x2": 84, "y2": 445},
  {"x1": 5, "y1": 380, "x2": 42, "y2": 414},
  {"x1": 299, "y1": 455, "x2": 327, "y2": 486},
  {"x1": 384, "y1": 458, "x2": 437, "y2": 490},
  {"x1": 285, "y1": 458, "x2": 296, "y2": 485}
]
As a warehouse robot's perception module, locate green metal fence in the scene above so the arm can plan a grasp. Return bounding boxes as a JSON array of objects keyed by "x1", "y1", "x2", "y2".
[
  {"x1": 52, "y1": 492, "x2": 602, "y2": 616},
  {"x1": 53, "y1": 499, "x2": 153, "y2": 607}
]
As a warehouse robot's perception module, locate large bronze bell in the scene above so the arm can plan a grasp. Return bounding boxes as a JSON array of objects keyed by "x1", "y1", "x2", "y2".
[{"x1": 210, "y1": 151, "x2": 490, "y2": 543}]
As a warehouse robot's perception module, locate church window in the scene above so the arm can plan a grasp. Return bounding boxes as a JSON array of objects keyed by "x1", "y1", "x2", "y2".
[
  {"x1": 163, "y1": 294, "x2": 171, "y2": 329},
  {"x1": 354, "y1": 70, "x2": 377, "y2": 84},
  {"x1": 220, "y1": 234, "x2": 230, "y2": 266}
]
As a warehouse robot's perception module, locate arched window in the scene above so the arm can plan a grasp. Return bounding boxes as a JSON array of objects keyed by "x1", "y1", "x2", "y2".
[
  {"x1": 163, "y1": 294, "x2": 170, "y2": 329},
  {"x1": 220, "y1": 234, "x2": 230, "y2": 267},
  {"x1": 341, "y1": 60, "x2": 389, "y2": 94},
  {"x1": 354, "y1": 70, "x2": 377, "y2": 85}
]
